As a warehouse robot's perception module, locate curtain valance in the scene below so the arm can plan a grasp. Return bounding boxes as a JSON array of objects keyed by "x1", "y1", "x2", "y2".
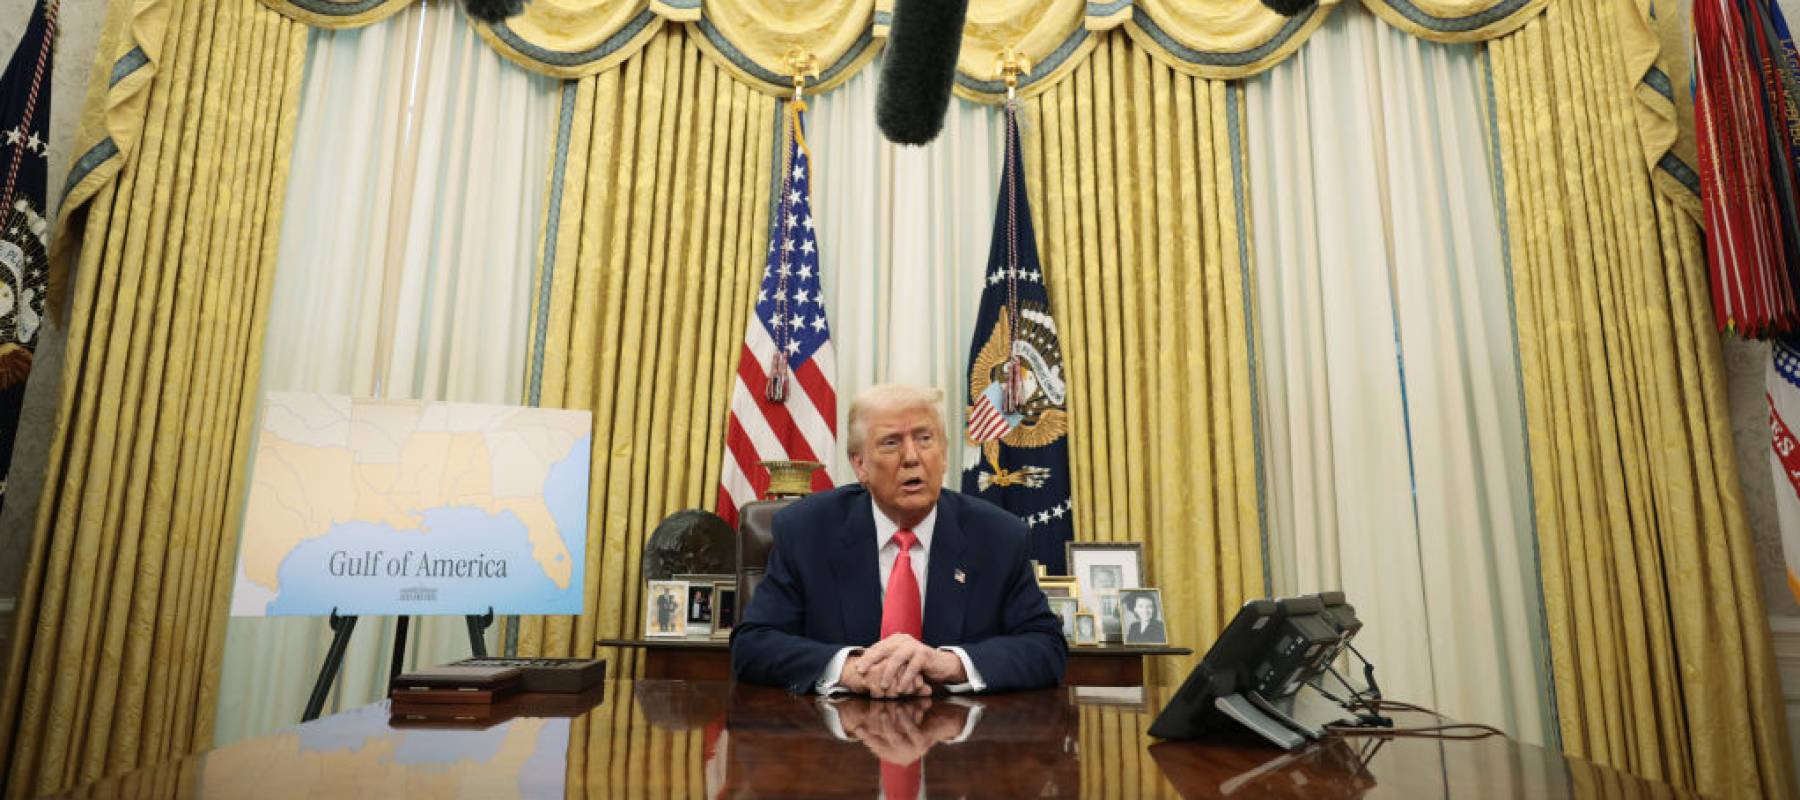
[
  {"x1": 1362, "y1": 0, "x2": 1547, "y2": 42},
  {"x1": 258, "y1": 0, "x2": 1565, "y2": 98}
]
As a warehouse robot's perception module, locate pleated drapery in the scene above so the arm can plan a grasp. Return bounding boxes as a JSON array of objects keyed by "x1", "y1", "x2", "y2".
[
  {"x1": 1488, "y1": 2, "x2": 1795, "y2": 796},
  {"x1": 511, "y1": 26, "x2": 776, "y2": 668},
  {"x1": 1245, "y1": 1, "x2": 1551, "y2": 745},
  {"x1": 0, "y1": 1, "x2": 308, "y2": 796},
  {"x1": 1019, "y1": 34, "x2": 1262, "y2": 686},
  {"x1": 258, "y1": 0, "x2": 1548, "y2": 99},
  {"x1": 210, "y1": 0, "x2": 558, "y2": 746}
]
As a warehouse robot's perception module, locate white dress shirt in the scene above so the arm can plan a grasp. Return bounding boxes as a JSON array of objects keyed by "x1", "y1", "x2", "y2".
[{"x1": 815, "y1": 503, "x2": 986, "y2": 694}]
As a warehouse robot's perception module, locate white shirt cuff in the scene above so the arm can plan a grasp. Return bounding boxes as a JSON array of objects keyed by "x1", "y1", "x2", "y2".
[
  {"x1": 939, "y1": 646, "x2": 985, "y2": 693},
  {"x1": 815, "y1": 647, "x2": 860, "y2": 695}
]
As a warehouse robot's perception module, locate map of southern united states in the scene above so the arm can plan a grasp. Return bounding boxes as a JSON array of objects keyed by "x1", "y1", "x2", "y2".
[{"x1": 237, "y1": 393, "x2": 589, "y2": 606}]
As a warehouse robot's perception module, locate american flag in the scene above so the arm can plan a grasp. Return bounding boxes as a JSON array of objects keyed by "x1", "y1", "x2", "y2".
[{"x1": 717, "y1": 101, "x2": 836, "y2": 527}]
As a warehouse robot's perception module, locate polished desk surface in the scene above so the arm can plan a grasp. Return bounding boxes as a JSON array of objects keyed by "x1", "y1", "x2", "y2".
[{"x1": 58, "y1": 680, "x2": 1688, "y2": 799}]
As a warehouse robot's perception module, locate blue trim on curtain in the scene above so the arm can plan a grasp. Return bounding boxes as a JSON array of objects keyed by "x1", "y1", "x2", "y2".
[
  {"x1": 1657, "y1": 152, "x2": 1702, "y2": 195},
  {"x1": 285, "y1": 0, "x2": 393, "y2": 15},
  {"x1": 490, "y1": 8, "x2": 658, "y2": 68},
  {"x1": 955, "y1": 27, "x2": 1091, "y2": 94},
  {"x1": 696, "y1": 20, "x2": 875, "y2": 89},
  {"x1": 63, "y1": 46, "x2": 155, "y2": 198},
  {"x1": 1643, "y1": 65, "x2": 1673, "y2": 101},
  {"x1": 528, "y1": 80, "x2": 580, "y2": 408},
  {"x1": 1226, "y1": 86, "x2": 1271, "y2": 597},
  {"x1": 1127, "y1": 5, "x2": 1315, "y2": 68},
  {"x1": 1087, "y1": 0, "x2": 1132, "y2": 17},
  {"x1": 62, "y1": 138, "x2": 118, "y2": 198},
  {"x1": 1375, "y1": 0, "x2": 1534, "y2": 33},
  {"x1": 1483, "y1": 46, "x2": 1561, "y2": 750},
  {"x1": 110, "y1": 46, "x2": 148, "y2": 86}
]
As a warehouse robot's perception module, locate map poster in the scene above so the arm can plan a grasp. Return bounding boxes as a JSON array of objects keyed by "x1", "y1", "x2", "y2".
[{"x1": 230, "y1": 393, "x2": 591, "y2": 617}]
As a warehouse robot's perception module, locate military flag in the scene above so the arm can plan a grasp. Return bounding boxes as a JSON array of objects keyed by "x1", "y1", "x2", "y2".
[{"x1": 961, "y1": 103, "x2": 1074, "y2": 573}]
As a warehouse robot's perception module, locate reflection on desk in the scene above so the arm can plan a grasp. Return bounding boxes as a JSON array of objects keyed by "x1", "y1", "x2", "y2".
[{"x1": 57, "y1": 680, "x2": 1690, "y2": 799}]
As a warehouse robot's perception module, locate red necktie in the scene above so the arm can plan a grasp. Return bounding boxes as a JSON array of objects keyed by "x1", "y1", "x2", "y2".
[
  {"x1": 881, "y1": 757, "x2": 922, "y2": 800},
  {"x1": 880, "y1": 530, "x2": 922, "y2": 639}
]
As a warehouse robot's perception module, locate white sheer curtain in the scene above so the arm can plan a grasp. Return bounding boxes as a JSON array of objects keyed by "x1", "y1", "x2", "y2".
[
  {"x1": 1246, "y1": 4, "x2": 1555, "y2": 745},
  {"x1": 213, "y1": 0, "x2": 556, "y2": 745},
  {"x1": 805, "y1": 59, "x2": 1006, "y2": 482}
]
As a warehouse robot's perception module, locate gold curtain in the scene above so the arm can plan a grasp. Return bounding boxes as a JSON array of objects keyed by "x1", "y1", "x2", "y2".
[
  {"x1": 511, "y1": 25, "x2": 774, "y2": 668},
  {"x1": 1114, "y1": 0, "x2": 1340, "y2": 81},
  {"x1": 1489, "y1": 2, "x2": 1794, "y2": 797},
  {"x1": 1021, "y1": 32, "x2": 1263, "y2": 686},
  {"x1": 0, "y1": 0, "x2": 307, "y2": 796},
  {"x1": 1362, "y1": 0, "x2": 1546, "y2": 43}
]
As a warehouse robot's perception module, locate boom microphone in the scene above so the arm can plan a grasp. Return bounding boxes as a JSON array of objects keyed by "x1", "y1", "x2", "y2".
[
  {"x1": 1260, "y1": 0, "x2": 1317, "y2": 15},
  {"x1": 463, "y1": 0, "x2": 528, "y2": 23},
  {"x1": 876, "y1": 0, "x2": 971, "y2": 146}
]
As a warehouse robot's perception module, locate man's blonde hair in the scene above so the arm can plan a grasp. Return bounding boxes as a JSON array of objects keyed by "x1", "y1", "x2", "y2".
[{"x1": 847, "y1": 383, "x2": 946, "y2": 456}]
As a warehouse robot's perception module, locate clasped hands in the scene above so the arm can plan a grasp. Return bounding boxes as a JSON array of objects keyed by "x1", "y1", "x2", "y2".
[
  {"x1": 831, "y1": 696, "x2": 973, "y2": 768},
  {"x1": 838, "y1": 633, "x2": 968, "y2": 698}
]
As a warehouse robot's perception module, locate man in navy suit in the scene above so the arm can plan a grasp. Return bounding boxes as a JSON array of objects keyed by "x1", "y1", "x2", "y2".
[{"x1": 731, "y1": 384, "x2": 1067, "y2": 696}]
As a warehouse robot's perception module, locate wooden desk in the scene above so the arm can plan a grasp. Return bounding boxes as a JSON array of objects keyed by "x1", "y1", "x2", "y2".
[
  {"x1": 61, "y1": 680, "x2": 1689, "y2": 798},
  {"x1": 598, "y1": 637, "x2": 1190, "y2": 686}
]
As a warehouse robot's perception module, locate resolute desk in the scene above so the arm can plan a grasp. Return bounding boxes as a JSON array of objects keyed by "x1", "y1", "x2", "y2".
[{"x1": 57, "y1": 680, "x2": 1687, "y2": 798}]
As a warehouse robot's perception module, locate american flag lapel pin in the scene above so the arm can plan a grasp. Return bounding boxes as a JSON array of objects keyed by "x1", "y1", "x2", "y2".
[{"x1": 954, "y1": 569, "x2": 967, "y2": 584}]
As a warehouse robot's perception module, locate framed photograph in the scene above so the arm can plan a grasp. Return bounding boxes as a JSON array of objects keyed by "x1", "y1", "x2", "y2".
[
  {"x1": 711, "y1": 582, "x2": 738, "y2": 640},
  {"x1": 685, "y1": 582, "x2": 716, "y2": 637},
  {"x1": 1118, "y1": 587, "x2": 1167, "y2": 646},
  {"x1": 1048, "y1": 597, "x2": 1080, "y2": 642},
  {"x1": 1037, "y1": 576, "x2": 1079, "y2": 600},
  {"x1": 675, "y1": 573, "x2": 729, "y2": 638},
  {"x1": 1095, "y1": 593, "x2": 1120, "y2": 640},
  {"x1": 1067, "y1": 543, "x2": 1142, "y2": 642},
  {"x1": 1073, "y1": 612, "x2": 1100, "y2": 646},
  {"x1": 645, "y1": 579, "x2": 689, "y2": 638}
]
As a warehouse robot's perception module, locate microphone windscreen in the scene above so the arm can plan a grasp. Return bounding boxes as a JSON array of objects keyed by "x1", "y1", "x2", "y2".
[
  {"x1": 463, "y1": 0, "x2": 527, "y2": 23},
  {"x1": 1260, "y1": 0, "x2": 1315, "y2": 15},
  {"x1": 876, "y1": 0, "x2": 971, "y2": 146}
]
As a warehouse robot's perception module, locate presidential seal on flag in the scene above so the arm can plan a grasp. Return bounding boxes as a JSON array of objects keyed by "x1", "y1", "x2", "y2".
[{"x1": 966, "y1": 300, "x2": 1067, "y2": 491}]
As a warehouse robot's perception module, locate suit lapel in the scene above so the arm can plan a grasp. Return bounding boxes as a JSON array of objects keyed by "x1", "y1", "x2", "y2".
[
  {"x1": 922, "y1": 496, "x2": 968, "y2": 647},
  {"x1": 828, "y1": 491, "x2": 883, "y2": 645}
]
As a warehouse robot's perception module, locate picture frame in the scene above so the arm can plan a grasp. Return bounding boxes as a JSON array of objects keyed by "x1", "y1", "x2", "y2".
[
  {"x1": 1066, "y1": 543, "x2": 1143, "y2": 642},
  {"x1": 645, "y1": 579, "x2": 689, "y2": 638},
  {"x1": 711, "y1": 582, "x2": 738, "y2": 641},
  {"x1": 1073, "y1": 612, "x2": 1100, "y2": 646},
  {"x1": 684, "y1": 582, "x2": 716, "y2": 637},
  {"x1": 675, "y1": 573, "x2": 730, "y2": 638},
  {"x1": 1048, "y1": 597, "x2": 1081, "y2": 642},
  {"x1": 1036, "y1": 576, "x2": 1079, "y2": 600},
  {"x1": 1117, "y1": 587, "x2": 1167, "y2": 646}
]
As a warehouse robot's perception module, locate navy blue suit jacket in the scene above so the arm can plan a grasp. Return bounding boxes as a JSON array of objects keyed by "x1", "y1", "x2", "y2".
[{"x1": 730, "y1": 485, "x2": 1068, "y2": 693}]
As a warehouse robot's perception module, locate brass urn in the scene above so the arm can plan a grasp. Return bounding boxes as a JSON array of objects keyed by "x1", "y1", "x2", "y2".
[{"x1": 760, "y1": 460, "x2": 823, "y2": 498}]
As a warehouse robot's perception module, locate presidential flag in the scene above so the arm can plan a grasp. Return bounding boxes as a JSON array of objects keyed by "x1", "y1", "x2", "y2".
[
  {"x1": 962, "y1": 103, "x2": 1074, "y2": 574},
  {"x1": 0, "y1": 0, "x2": 55, "y2": 514},
  {"x1": 716, "y1": 100, "x2": 836, "y2": 527}
]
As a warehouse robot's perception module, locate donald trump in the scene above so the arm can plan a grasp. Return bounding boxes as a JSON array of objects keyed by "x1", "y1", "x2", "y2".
[{"x1": 731, "y1": 384, "x2": 1067, "y2": 696}]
